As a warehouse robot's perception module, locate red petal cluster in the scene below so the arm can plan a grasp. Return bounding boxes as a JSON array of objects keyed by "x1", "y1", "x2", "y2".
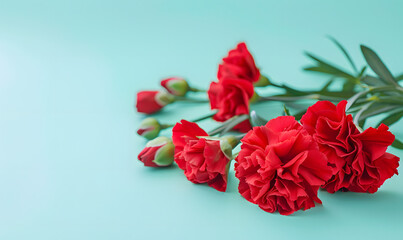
[
  {"x1": 207, "y1": 43, "x2": 260, "y2": 133},
  {"x1": 172, "y1": 120, "x2": 230, "y2": 192},
  {"x1": 301, "y1": 100, "x2": 400, "y2": 193},
  {"x1": 218, "y1": 42, "x2": 260, "y2": 83},
  {"x1": 235, "y1": 116, "x2": 332, "y2": 215},
  {"x1": 208, "y1": 78, "x2": 254, "y2": 132}
]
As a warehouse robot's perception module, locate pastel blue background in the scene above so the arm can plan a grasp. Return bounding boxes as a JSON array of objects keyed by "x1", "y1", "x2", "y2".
[{"x1": 1, "y1": 0, "x2": 402, "y2": 239}]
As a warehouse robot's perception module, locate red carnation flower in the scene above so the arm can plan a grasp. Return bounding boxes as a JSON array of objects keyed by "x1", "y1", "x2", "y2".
[
  {"x1": 235, "y1": 116, "x2": 332, "y2": 215},
  {"x1": 172, "y1": 120, "x2": 234, "y2": 192},
  {"x1": 301, "y1": 100, "x2": 399, "y2": 193},
  {"x1": 218, "y1": 42, "x2": 260, "y2": 83},
  {"x1": 136, "y1": 91, "x2": 174, "y2": 114},
  {"x1": 208, "y1": 78, "x2": 254, "y2": 132}
]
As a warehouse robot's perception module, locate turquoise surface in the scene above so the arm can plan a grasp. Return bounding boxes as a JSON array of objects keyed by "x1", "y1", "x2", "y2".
[{"x1": 1, "y1": 0, "x2": 402, "y2": 239}]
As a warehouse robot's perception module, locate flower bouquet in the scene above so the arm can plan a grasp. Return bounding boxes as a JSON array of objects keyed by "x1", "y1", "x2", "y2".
[{"x1": 135, "y1": 39, "x2": 401, "y2": 215}]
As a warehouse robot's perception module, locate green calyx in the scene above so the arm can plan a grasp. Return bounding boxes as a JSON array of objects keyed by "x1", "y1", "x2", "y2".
[
  {"x1": 155, "y1": 91, "x2": 175, "y2": 106},
  {"x1": 249, "y1": 91, "x2": 260, "y2": 103},
  {"x1": 199, "y1": 135, "x2": 239, "y2": 160},
  {"x1": 138, "y1": 118, "x2": 161, "y2": 140},
  {"x1": 146, "y1": 136, "x2": 175, "y2": 167},
  {"x1": 166, "y1": 79, "x2": 189, "y2": 96},
  {"x1": 253, "y1": 74, "x2": 271, "y2": 87}
]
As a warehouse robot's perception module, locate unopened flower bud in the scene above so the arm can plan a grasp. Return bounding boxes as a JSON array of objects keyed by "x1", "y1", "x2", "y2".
[
  {"x1": 136, "y1": 90, "x2": 174, "y2": 114},
  {"x1": 137, "y1": 136, "x2": 174, "y2": 167},
  {"x1": 137, "y1": 118, "x2": 161, "y2": 140},
  {"x1": 161, "y1": 77, "x2": 189, "y2": 96}
]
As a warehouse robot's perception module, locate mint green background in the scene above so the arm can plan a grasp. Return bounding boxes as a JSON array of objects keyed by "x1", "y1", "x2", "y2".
[{"x1": 0, "y1": 0, "x2": 402, "y2": 239}]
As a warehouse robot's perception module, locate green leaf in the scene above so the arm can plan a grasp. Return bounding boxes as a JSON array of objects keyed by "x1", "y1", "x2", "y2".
[
  {"x1": 395, "y1": 73, "x2": 403, "y2": 82},
  {"x1": 304, "y1": 65, "x2": 354, "y2": 80},
  {"x1": 304, "y1": 52, "x2": 355, "y2": 79},
  {"x1": 281, "y1": 85, "x2": 305, "y2": 96},
  {"x1": 328, "y1": 36, "x2": 358, "y2": 73},
  {"x1": 346, "y1": 91, "x2": 367, "y2": 111},
  {"x1": 360, "y1": 45, "x2": 398, "y2": 86},
  {"x1": 357, "y1": 104, "x2": 399, "y2": 120},
  {"x1": 361, "y1": 75, "x2": 386, "y2": 87},
  {"x1": 315, "y1": 90, "x2": 355, "y2": 99},
  {"x1": 320, "y1": 79, "x2": 334, "y2": 92},
  {"x1": 208, "y1": 115, "x2": 240, "y2": 136},
  {"x1": 219, "y1": 115, "x2": 250, "y2": 136},
  {"x1": 376, "y1": 96, "x2": 403, "y2": 105},
  {"x1": 358, "y1": 118, "x2": 366, "y2": 129},
  {"x1": 377, "y1": 110, "x2": 403, "y2": 127},
  {"x1": 392, "y1": 138, "x2": 403, "y2": 149},
  {"x1": 353, "y1": 102, "x2": 374, "y2": 126},
  {"x1": 250, "y1": 111, "x2": 268, "y2": 127},
  {"x1": 293, "y1": 110, "x2": 306, "y2": 120},
  {"x1": 342, "y1": 80, "x2": 356, "y2": 92},
  {"x1": 283, "y1": 105, "x2": 291, "y2": 116},
  {"x1": 358, "y1": 66, "x2": 367, "y2": 77},
  {"x1": 346, "y1": 85, "x2": 399, "y2": 110}
]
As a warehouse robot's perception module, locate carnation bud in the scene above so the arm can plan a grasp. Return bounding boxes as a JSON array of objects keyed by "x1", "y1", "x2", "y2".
[
  {"x1": 137, "y1": 118, "x2": 161, "y2": 140},
  {"x1": 136, "y1": 90, "x2": 175, "y2": 114},
  {"x1": 138, "y1": 136, "x2": 174, "y2": 167},
  {"x1": 161, "y1": 77, "x2": 189, "y2": 96},
  {"x1": 155, "y1": 91, "x2": 175, "y2": 105},
  {"x1": 253, "y1": 74, "x2": 271, "y2": 87}
]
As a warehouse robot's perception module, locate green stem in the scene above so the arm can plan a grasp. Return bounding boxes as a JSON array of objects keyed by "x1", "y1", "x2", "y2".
[
  {"x1": 159, "y1": 112, "x2": 216, "y2": 130},
  {"x1": 174, "y1": 96, "x2": 209, "y2": 103},
  {"x1": 218, "y1": 115, "x2": 249, "y2": 137},
  {"x1": 353, "y1": 101, "x2": 374, "y2": 127},
  {"x1": 356, "y1": 97, "x2": 403, "y2": 106},
  {"x1": 189, "y1": 86, "x2": 206, "y2": 92},
  {"x1": 269, "y1": 81, "x2": 306, "y2": 95},
  {"x1": 208, "y1": 115, "x2": 249, "y2": 136},
  {"x1": 190, "y1": 111, "x2": 217, "y2": 122},
  {"x1": 208, "y1": 125, "x2": 226, "y2": 136},
  {"x1": 257, "y1": 94, "x2": 343, "y2": 102},
  {"x1": 234, "y1": 133, "x2": 247, "y2": 141},
  {"x1": 161, "y1": 124, "x2": 174, "y2": 129}
]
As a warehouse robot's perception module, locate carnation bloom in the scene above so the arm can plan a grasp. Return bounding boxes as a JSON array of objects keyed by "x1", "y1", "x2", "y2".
[
  {"x1": 137, "y1": 136, "x2": 175, "y2": 167},
  {"x1": 218, "y1": 42, "x2": 261, "y2": 83},
  {"x1": 235, "y1": 116, "x2": 332, "y2": 215},
  {"x1": 208, "y1": 78, "x2": 254, "y2": 132},
  {"x1": 172, "y1": 120, "x2": 236, "y2": 192},
  {"x1": 301, "y1": 100, "x2": 399, "y2": 193},
  {"x1": 136, "y1": 91, "x2": 174, "y2": 114}
]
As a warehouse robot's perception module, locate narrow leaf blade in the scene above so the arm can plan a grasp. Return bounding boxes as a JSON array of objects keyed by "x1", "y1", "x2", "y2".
[
  {"x1": 328, "y1": 36, "x2": 358, "y2": 73},
  {"x1": 392, "y1": 138, "x2": 403, "y2": 149},
  {"x1": 283, "y1": 105, "x2": 291, "y2": 116},
  {"x1": 250, "y1": 111, "x2": 268, "y2": 127},
  {"x1": 395, "y1": 73, "x2": 403, "y2": 82},
  {"x1": 377, "y1": 110, "x2": 403, "y2": 127},
  {"x1": 305, "y1": 52, "x2": 355, "y2": 79},
  {"x1": 360, "y1": 45, "x2": 398, "y2": 86},
  {"x1": 361, "y1": 75, "x2": 386, "y2": 86}
]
